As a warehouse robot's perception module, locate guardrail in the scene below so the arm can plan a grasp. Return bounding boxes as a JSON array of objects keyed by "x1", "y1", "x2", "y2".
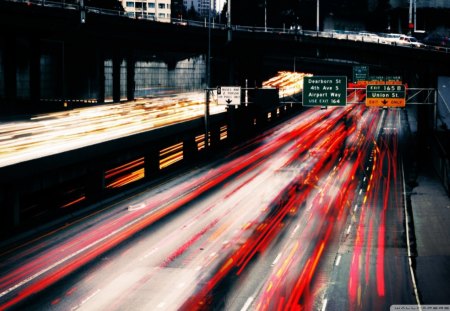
[{"x1": 2, "y1": 0, "x2": 450, "y2": 54}]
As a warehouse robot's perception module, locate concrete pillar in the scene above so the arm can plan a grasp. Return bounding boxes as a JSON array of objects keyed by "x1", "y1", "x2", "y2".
[
  {"x1": 126, "y1": 54, "x2": 135, "y2": 101},
  {"x1": 97, "y1": 51, "x2": 105, "y2": 103},
  {"x1": 4, "y1": 37, "x2": 17, "y2": 108},
  {"x1": 30, "y1": 38, "x2": 41, "y2": 105},
  {"x1": 112, "y1": 54, "x2": 121, "y2": 103}
]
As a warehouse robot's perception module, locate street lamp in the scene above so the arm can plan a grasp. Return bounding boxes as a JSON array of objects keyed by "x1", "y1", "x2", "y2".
[
  {"x1": 316, "y1": 0, "x2": 319, "y2": 32},
  {"x1": 205, "y1": 0, "x2": 212, "y2": 150},
  {"x1": 227, "y1": 0, "x2": 232, "y2": 42},
  {"x1": 264, "y1": 0, "x2": 267, "y2": 32}
]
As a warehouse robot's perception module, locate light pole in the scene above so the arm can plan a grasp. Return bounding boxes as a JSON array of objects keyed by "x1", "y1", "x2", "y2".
[
  {"x1": 316, "y1": 0, "x2": 319, "y2": 32},
  {"x1": 205, "y1": 0, "x2": 212, "y2": 150},
  {"x1": 264, "y1": 0, "x2": 267, "y2": 32},
  {"x1": 408, "y1": 0, "x2": 413, "y2": 33},
  {"x1": 227, "y1": 0, "x2": 232, "y2": 42}
]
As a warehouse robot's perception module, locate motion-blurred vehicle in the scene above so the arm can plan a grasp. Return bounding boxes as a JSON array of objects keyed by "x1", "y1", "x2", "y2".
[
  {"x1": 397, "y1": 35, "x2": 425, "y2": 48},
  {"x1": 379, "y1": 33, "x2": 403, "y2": 45},
  {"x1": 423, "y1": 33, "x2": 450, "y2": 49},
  {"x1": 359, "y1": 32, "x2": 380, "y2": 43}
]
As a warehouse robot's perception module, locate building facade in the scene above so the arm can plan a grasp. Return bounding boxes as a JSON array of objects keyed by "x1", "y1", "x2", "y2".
[
  {"x1": 183, "y1": 0, "x2": 213, "y2": 17},
  {"x1": 121, "y1": 0, "x2": 171, "y2": 22}
]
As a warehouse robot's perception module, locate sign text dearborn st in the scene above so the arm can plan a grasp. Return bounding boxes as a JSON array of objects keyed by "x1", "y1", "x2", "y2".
[{"x1": 303, "y1": 76, "x2": 347, "y2": 107}]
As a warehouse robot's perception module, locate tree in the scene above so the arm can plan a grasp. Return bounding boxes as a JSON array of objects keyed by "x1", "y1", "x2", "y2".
[
  {"x1": 171, "y1": 0, "x2": 187, "y2": 19},
  {"x1": 187, "y1": 2, "x2": 200, "y2": 20}
]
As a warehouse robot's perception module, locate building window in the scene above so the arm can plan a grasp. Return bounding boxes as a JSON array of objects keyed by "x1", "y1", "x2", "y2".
[
  {"x1": 158, "y1": 13, "x2": 165, "y2": 18},
  {"x1": 126, "y1": 1, "x2": 134, "y2": 7},
  {"x1": 148, "y1": 2, "x2": 155, "y2": 8},
  {"x1": 158, "y1": 3, "x2": 165, "y2": 9}
]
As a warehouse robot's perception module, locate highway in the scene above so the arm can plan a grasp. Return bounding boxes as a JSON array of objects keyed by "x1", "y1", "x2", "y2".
[
  {"x1": 0, "y1": 92, "x2": 224, "y2": 168},
  {"x1": 0, "y1": 100, "x2": 416, "y2": 310},
  {"x1": 0, "y1": 71, "x2": 310, "y2": 169}
]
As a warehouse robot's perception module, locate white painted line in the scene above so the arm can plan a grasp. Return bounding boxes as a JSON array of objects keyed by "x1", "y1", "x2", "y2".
[
  {"x1": 363, "y1": 177, "x2": 367, "y2": 182},
  {"x1": 346, "y1": 225, "x2": 352, "y2": 235},
  {"x1": 292, "y1": 224, "x2": 300, "y2": 235},
  {"x1": 401, "y1": 160, "x2": 422, "y2": 311},
  {"x1": 272, "y1": 252, "x2": 282, "y2": 266},
  {"x1": 321, "y1": 298, "x2": 328, "y2": 311},
  {"x1": 128, "y1": 203, "x2": 146, "y2": 211},
  {"x1": 241, "y1": 296, "x2": 254, "y2": 311},
  {"x1": 71, "y1": 289, "x2": 101, "y2": 310},
  {"x1": 335, "y1": 255, "x2": 341, "y2": 266},
  {"x1": 0, "y1": 196, "x2": 187, "y2": 299},
  {"x1": 142, "y1": 247, "x2": 159, "y2": 259},
  {"x1": 354, "y1": 204, "x2": 358, "y2": 212},
  {"x1": 359, "y1": 189, "x2": 363, "y2": 195},
  {"x1": 157, "y1": 302, "x2": 166, "y2": 309}
]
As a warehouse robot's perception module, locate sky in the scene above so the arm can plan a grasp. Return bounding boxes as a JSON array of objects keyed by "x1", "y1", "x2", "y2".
[{"x1": 216, "y1": 0, "x2": 225, "y2": 12}]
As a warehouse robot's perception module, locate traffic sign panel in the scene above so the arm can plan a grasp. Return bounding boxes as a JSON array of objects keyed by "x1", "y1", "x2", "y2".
[
  {"x1": 366, "y1": 84, "x2": 406, "y2": 108},
  {"x1": 303, "y1": 76, "x2": 347, "y2": 107},
  {"x1": 217, "y1": 86, "x2": 241, "y2": 105},
  {"x1": 353, "y1": 66, "x2": 369, "y2": 82}
]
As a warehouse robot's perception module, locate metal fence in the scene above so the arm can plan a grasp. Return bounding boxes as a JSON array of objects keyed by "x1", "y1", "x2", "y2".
[{"x1": 2, "y1": 0, "x2": 449, "y2": 54}]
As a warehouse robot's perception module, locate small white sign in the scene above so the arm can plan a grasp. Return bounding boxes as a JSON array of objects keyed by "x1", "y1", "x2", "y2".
[{"x1": 217, "y1": 86, "x2": 241, "y2": 105}]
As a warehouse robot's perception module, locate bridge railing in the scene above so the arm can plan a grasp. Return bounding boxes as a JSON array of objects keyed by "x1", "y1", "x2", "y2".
[{"x1": 2, "y1": 0, "x2": 450, "y2": 54}]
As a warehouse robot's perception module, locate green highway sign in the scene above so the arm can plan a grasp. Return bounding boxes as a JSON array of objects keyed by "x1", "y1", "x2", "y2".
[
  {"x1": 385, "y1": 76, "x2": 402, "y2": 84},
  {"x1": 353, "y1": 66, "x2": 369, "y2": 82},
  {"x1": 368, "y1": 75, "x2": 386, "y2": 84},
  {"x1": 303, "y1": 76, "x2": 347, "y2": 107}
]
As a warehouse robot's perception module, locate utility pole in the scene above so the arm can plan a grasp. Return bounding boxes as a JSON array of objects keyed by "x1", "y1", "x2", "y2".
[
  {"x1": 408, "y1": 0, "x2": 413, "y2": 33},
  {"x1": 316, "y1": 0, "x2": 319, "y2": 32},
  {"x1": 227, "y1": 0, "x2": 232, "y2": 42},
  {"x1": 264, "y1": 0, "x2": 267, "y2": 32},
  {"x1": 205, "y1": 0, "x2": 212, "y2": 150}
]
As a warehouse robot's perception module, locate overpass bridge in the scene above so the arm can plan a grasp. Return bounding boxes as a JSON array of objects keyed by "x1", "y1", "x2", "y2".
[{"x1": 1, "y1": 0, "x2": 450, "y2": 113}]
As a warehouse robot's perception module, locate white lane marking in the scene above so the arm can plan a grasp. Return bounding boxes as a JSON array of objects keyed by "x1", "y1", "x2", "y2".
[
  {"x1": 335, "y1": 255, "x2": 341, "y2": 266},
  {"x1": 346, "y1": 225, "x2": 352, "y2": 235},
  {"x1": 71, "y1": 289, "x2": 101, "y2": 310},
  {"x1": 292, "y1": 224, "x2": 300, "y2": 236},
  {"x1": 321, "y1": 298, "x2": 328, "y2": 311},
  {"x1": 0, "y1": 197, "x2": 187, "y2": 298},
  {"x1": 363, "y1": 177, "x2": 367, "y2": 182},
  {"x1": 142, "y1": 247, "x2": 159, "y2": 260},
  {"x1": 401, "y1": 160, "x2": 422, "y2": 310},
  {"x1": 354, "y1": 204, "x2": 358, "y2": 212},
  {"x1": 359, "y1": 189, "x2": 363, "y2": 195},
  {"x1": 128, "y1": 203, "x2": 146, "y2": 211},
  {"x1": 157, "y1": 302, "x2": 166, "y2": 308},
  {"x1": 272, "y1": 253, "x2": 282, "y2": 266},
  {"x1": 241, "y1": 296, "x2": 254, "y2": 311}
]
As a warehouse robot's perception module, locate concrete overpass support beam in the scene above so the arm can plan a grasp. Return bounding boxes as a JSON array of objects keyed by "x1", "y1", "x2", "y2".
[
  {"x1": 3, "y1": 37, "x2": 17, "y2": 109},
  {"x1": 30, "y1": 38, "x2": 41, "y2": 105},
  {"x1": 112, "y1": 55, "x2": 121, "y2": 103},
  {"x1": 127, "y1": 55, "x2": 135, "y2": 102},
  {"x1": 97, "y1": 51, "x2": 105, "y2": 103}
]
